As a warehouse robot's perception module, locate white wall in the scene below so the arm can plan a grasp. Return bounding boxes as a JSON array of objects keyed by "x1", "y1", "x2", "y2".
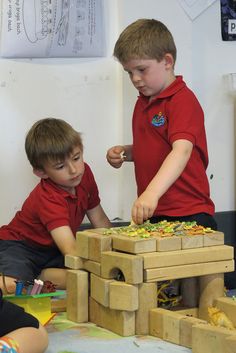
[{"x1": 0, "y1": 0, "x2": 235, "y2": 225}]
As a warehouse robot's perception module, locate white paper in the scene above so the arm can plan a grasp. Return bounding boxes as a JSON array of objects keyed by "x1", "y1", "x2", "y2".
[
  {"x1": 0, "y1": 0, "x2": 105, "y2": 58},
  {"x1": 178, "y1": 0, "x2": 217, "y2": 20}
]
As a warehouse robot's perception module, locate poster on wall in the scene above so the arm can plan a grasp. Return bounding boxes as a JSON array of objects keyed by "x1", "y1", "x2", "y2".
[
  {"x1": 0, "y1": 0, "x2": 105, "y2": 58},
  {"x1": 221, "y1": 0, "x2": 236, "y2": 41}
]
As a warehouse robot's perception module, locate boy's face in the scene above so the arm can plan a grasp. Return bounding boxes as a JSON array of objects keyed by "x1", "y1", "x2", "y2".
[
  {"x1": 122, "y1": 56, "x2": 175, "y2": 100},
  {"x1": 35, "y1": 146, "x2": 85, "y2": 194}
]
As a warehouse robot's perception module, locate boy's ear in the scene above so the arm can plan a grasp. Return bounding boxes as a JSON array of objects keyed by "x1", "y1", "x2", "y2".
[
  {"x1": 164, "y1": 53, "x2": 174, "y2": 68},
  {"x1": 33, "y1": 168, "x2": 48, "y2": 179}
]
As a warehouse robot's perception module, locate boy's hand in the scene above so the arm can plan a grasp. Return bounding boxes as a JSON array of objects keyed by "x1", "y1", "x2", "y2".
[
  {"x1": 106, "y1": 145, "x2": 126, "y2": 169},
  {"x1": 131, "y1": 190, "x2": 158, "y2": 225}
]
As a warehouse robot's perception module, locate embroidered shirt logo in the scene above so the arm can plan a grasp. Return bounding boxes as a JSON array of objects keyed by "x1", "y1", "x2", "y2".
[{"x1": 151, "y1": 112, "x2": 165, "y2": 127}]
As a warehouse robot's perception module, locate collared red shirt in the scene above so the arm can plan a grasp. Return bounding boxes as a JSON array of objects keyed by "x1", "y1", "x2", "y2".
[
  {"x1": 132, "y1": 76, "x2": 215, "y2": 216},
  {"x1": 0, "y1": 163, "x2": 100, "y2": 246}
]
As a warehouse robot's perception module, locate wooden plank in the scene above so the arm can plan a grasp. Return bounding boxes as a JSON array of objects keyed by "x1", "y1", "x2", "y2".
[
  {"x1": 66, "y1": 270, "x2": 88, "y2": 322},
  {"x1": 144, "y1": 260, "x2": 234, "y2": 282},
  {"x1": 192, "y1": 323, "x2": 236, "y2": 353},
  {"x1": 135, "y1": 283, "x2": 157, "y2": 335},
  {"x1": 140, "y1": 245, "x2": 233, "y2": 269},
  {"x1": 112, "y1": 233, "x2": 156, "y2": 254}
]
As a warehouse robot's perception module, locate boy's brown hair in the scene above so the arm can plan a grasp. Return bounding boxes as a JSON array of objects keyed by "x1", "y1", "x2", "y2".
[
  {"x1": 113, "y1": 18, "x2": 176, "y2": 64},
  {"x1": 25, "y1": 118, "x2": 83, "y2": 170}
]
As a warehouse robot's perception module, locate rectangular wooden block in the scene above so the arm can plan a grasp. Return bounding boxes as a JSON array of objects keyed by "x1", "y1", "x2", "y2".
[
  {"x1": 181, "y1": 235, "x2": 204, "y2": 249},
  {"x1": 203, "y1": 231, "x2": 224, "y2": 246},
  {"x1": 214, "y1": 296, "x2": 236, "y2": 327},
  {"x1": 89, "y1": 297, "x2": 135, "y2": 336},
  {"x1": 180, "y1": 316, "x2": 207, "y2": 348},
  {"x1": 90, "y1": 273, "x2": 113, "y2": 307},
  {"x1": 109, "y1": 281, "x2": 138, "y2": 311},
  {"x1": 66, "y1": 270, "x2": 88, "y2": 323},
  {"x1": 135, "y1": 283, "x2": 157, "y2": 335},
  {"x1": 149, "y1": 308, "x2": 167, "y2": 338},
  {"x1": 162, "y1": 310, "x2": 186, "y2": 344},
  {"x1": 155, "y1": 235, "x2": 181, "y2": 251},
  {"x1": 225, "y1": 336, "x2": 236, "y2": 353},
  {"x1": 83, "y1": 259, "x2": 101, "y2": 276},
  {"x1": 88, "y1": 233, "x2": 112, "y2": 262},
  {"x1": 140, "y1": 245, "x2": 233, "y2": 269},
  {"x1": 192, "y1": 323, "x2": 236, "y2": 353},
  {"x1": 65, "y1": 254, "x2": 84, "y2": 269},
  {"x1": 173, "y1": 307, "x2": 199, "y2": 318},
  {"x1": 76, "y1": 231, "x2": 92, "y2": 259},
  {"x1": 144, "y1": 260, "x2": 234, "y2": 282},
  {"x1": 101, "y1": 251, "x2": 143, "y2": 284},
  {"x1": 112, "y1": 233, "x2": 156, "y2": 254}
]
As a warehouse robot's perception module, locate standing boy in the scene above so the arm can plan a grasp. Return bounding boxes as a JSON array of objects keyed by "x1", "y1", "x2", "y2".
[
  {"x1": 107, "y1": 19, "x2": 217, "y2": 229},
  {"x1": 0, "y1": 118, "x2": 111, "y2": 293}
]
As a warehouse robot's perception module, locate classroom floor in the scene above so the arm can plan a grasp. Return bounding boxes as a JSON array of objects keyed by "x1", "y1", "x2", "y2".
[{"x1": 45, "y1": 312, "x2": 191, "y2": 353}]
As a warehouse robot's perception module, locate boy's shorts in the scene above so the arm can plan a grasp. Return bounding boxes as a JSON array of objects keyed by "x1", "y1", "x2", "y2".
[
  {"x1": 0, "y1": 289, "x2": 39, "y2": 336},
  {"x1": 0, "y1": 240, "x2": 65, "y2": 281}
]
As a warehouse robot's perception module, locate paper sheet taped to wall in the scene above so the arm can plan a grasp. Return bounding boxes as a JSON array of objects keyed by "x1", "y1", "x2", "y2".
[{"x1": 0, "y1": 0, "x2": 105, "y2": 58}]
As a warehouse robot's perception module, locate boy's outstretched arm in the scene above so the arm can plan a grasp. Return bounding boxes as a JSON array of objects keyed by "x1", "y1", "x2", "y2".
[
  {"x1": 132, "y1": 139, "x2": 193, "y2": 224},
  {"x1": 51, "y1": 226, "x2": 77, "y2": 256},
  {"x1": 106, "y1": 144, "x2": 133, "y2": 168},
  {"x1": 86, "y1": 204, "x2": 112, "y2": 228}
]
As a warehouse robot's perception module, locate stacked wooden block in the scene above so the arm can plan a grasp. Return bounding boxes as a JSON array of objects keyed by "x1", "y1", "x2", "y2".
[{"x1": 65, "y1": 227, "x2": 235, "y2": 351}]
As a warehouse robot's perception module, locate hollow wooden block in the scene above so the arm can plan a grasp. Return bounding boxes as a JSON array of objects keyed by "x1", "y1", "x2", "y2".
[
  {"x1": 140, "y1": 245, "x2": 233, "y2": 269},
  {"x1": 192, "y1": 323, "x2": 236, "y2": 353},
  {"x1": 203, "y1": 231, "x2": 224, "y2": 246},
  {"x1": 109, "y1": 281, "x2": 138, "y2": 311},
  {"x1": 65, "y1": 254, "x2": 84, "y2": 269},
  {"x1": 66, "y1": 270, "x2": 88, "y2": 323},
  {"x1": 90, "y1": 273, "x2": 113, "y2": 307},
  {"x1": 89, "y1": 297, "x2": 135, "y2": 336},
  {"x1": 181, "y1": 235, "x2": 204, "y2": 249},
  {"x1": 111, "y1": 233, "x2": 156, "y2": 254},
  {"x1": 179, "y1": 316, "x2": 207, "y2": 348},
  {"x1": 135, "y1": 282, "x2": 157, "y2": 335},
  {"x1": 101, "y1": 251, "x2": 143, "y2": 284},
  {"x1": 214, "y1": 296, "x2": 236, "y2": 327},
  {"x1": 198, "y1": 273, "x2": 225, "y2": 321}
]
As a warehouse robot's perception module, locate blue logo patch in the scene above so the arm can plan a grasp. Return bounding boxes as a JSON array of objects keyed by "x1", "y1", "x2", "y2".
[{"x1": 151, "y1": 113, "x2": 165, "y2": 127}]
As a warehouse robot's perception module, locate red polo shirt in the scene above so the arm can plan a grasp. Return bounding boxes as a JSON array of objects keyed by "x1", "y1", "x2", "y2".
[
  {"x1": 0, "y1": 163, "x2": 100, "y2": 246},
  {"x1": 132, "y1": 76, "x2": 215, "y2": 216}
]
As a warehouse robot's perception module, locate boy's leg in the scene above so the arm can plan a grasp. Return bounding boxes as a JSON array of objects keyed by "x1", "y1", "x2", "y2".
[{"x1": 39, "y1": 268, "x2": 67, "y2": 289}]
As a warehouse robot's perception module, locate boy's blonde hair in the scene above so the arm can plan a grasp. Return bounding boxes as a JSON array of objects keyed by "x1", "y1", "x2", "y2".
[
  {"x1": 114, "y1": 18, "x2": 176, "y2": 64},
  {"x1": 25, "y1": 118, "x2": 83, "y2": 170}
]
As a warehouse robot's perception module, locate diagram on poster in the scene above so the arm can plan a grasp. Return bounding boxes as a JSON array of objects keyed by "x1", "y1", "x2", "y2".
[{"x1": 0, "y1": 0, "x2": 105, "y2": 58}]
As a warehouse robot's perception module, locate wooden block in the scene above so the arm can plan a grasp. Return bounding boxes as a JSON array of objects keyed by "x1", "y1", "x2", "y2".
[
  {"x1": 76, "y1": 231, "x2": 92, "y2": 259},
  {"x1": 83, "y1": 259, "x2": 101, "y2": 276},
  {"x1": 101, "y1": 251, "x2": 143, "y2": 284},
  {"x1": 225, "y1": 336, "x2": 236, "y2": 353},
  {"x1": 51, "y1": 298, "x2": 67, "y2": 313},
  {"x1": 65, "y1": 254, "x2": 84, "y2": 269},
  {"x1": 155, "y1": 235, "x2": 181, "y2": 251},
  {"x1": 181, "y1": 235, "x2": 204, "y2": 249},
  {"x1": 112, "y1": 233, "x2": 156, "y2": 254},
  {"x1": 173, "y1": 307, "x2": 199, "y2": 317},
  {"x1": 109, "y1": 281, "x2": 138, "y2": 311},
  {"x1": 149, "y1": 308, "x2": 167, "y2": 338},
  {"x1": 135, "y1": 283, "x2": 157, "y2": 335},
  {"x1": 66, "y1": 270, "x2": 88, "y2": 322},
  {"x1": 140, "y1": 245, "x2": 233, "y2": 269},
  {"x1": 198, "y1": 273, "x2": 225, "y2": 321},
  {"x1": 90, "y1": 273, "x2": 113, "y2": 307},
  {"x1": 144, "y1": 260, "x2": 234, "y2": 282},
  {"x1": 214, "y1": 297, "x2": 236, "y2": 327},
  {"x1": 89, "y1": 297, "x2": 135, "y2": 336},
  {"x1": 86, "y1": 228, "x2": 109, "y2": 235},
  {"x1": 192, "y1": 323, "x2": 236, "y2": 353},
  {"x1": 88, "y1": 233, "x2": 112, "y2": 262},
  {"x1": 162, "y1": 310, "x2": 186, "y2": 344},
  {"x1": 180, "y1": 316, "x2": 207, "y2": 348},
  {"x1": 203, "y1": 231, "x2": 224, "y2": 246}
]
